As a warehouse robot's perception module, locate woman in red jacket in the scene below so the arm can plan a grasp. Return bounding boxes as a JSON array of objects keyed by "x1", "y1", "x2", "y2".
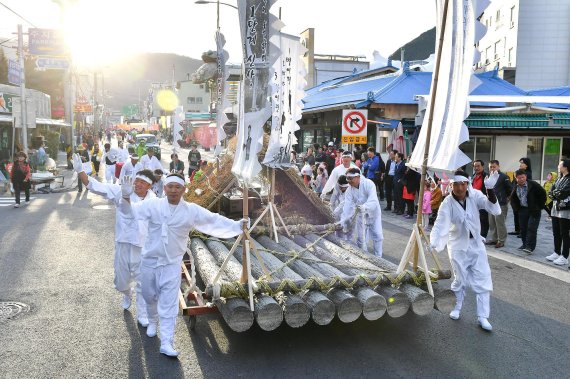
[{"x1": 11, "y1": 151, "x2": 31, "y2": 208}]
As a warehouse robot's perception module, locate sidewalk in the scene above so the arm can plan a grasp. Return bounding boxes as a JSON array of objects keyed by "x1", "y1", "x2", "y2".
[{"x1": 379, "y1": 198, "x2": 570, "y2": 275}]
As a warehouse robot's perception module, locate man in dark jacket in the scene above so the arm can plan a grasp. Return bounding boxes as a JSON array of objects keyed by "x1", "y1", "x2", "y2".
[
  {"x1": 393, "y1": 152, "x2": 407, "y2": 215},
  {"x1": 472, "y1": 160, "x2": 489, "y2": 238},
  {"x1": 510, "y1": 169, "x2": 547, "y2": 254},
  {"x1": 384, "y1": 150, "x2": 397, "y2": 211},
  {"x1": 486, "y1": 160, "x2": 512, "y2": 248}
]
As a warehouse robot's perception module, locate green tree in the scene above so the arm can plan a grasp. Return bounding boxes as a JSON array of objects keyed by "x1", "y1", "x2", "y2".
[{"x1": 0, "y1": 47, "x2": 8, "y2": 85}]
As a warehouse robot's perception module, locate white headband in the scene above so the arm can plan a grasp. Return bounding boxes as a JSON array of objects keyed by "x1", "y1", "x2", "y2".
[
  {"x1": 346, "y1": 171, "x2": 361, "y2": 178},
  {"x1": 450, "y1": 175, "x2": 469, "y2": 183},
  {"x1": 164, "y1": 175, "x2": 185, "y2": 186},
  {"x1": 339, "y1": 184, "x2": 349, "y2": 188},
  {"x1": 135, "y1": 174, "x2": 153, "y2": 185}
]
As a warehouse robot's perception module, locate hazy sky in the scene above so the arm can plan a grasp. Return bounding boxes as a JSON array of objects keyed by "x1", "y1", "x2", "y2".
[{"x1": 0, "y1": 0, "x2": 436, "y2": 66}]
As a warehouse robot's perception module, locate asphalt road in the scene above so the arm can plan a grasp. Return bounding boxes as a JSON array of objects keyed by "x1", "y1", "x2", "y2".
[{"x1": 1, "y1": 190, "x2": 570, "y2": 379}]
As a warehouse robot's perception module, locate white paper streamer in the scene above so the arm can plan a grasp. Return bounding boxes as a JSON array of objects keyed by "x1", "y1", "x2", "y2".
[
  {"x1": 215, "y1": 31, "x2": 230, "y2": 156},
  {"x1": 408, "y1": 0, "x2": 488, "y2": 173}
]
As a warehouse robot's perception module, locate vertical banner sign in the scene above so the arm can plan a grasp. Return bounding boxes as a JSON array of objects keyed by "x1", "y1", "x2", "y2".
[
  {"x1": 214, "y1": 31, "x2": 230, "y2": 156},
  {"x1": 263, "y1": 32, "x2": 308, "y2": 169},
  {"x1": 232, "y1": 0, "x2": 277, "y2": 182},
  {"x1": 407, "y1": 0, "x2": 489, "y2": 172},
  {"x1": 8, "y1": 60, "x2": 21, "y2": 86},
  {"x1": 172, "y1": 105, "x2": 184, "y2": 153}
]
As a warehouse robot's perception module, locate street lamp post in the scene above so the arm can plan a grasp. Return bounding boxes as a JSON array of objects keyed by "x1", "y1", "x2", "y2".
[{"x1": 195, "y1": 0, "x2": 238, "y2": 30}]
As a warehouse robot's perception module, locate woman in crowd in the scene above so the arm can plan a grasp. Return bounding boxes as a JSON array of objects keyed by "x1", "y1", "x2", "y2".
[
  {"x1": 169, "y1": 154, "x2": 185, "y2": 177},
  {"x1": 546, "y1": 159, "x2": 570, "y2": 267},
  {"x1": 510, "y1": 157, "x2": 533, "y2": 236}
]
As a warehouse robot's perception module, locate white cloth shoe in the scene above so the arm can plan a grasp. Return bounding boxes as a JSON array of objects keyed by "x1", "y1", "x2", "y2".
[
  {"x1": 160, "y1": 343, "x2": 180, "y2": 357},
  {"x1": 553, "y1": 255, "x2": 568, "y2": 266},
  {"x1": 546, "y1": 252, "x2": 560, "y2": 262},
  {"x1": 137, "y1": 317, "x2": 149, "y2": 327},
  {"x1": 449, "y1": 310, "x2": 461, "y2": 320},
  {"x1": 146, "y1": 322, "x2": 157, "y2": 337},
  {"x1": 14, "y1": 203, "x2": 20, "y2": 208},
  {"x1": 121, "y1": 293, "x2": 132, "y2": 310},
  {"x1": 478, "y1": 317, "x2": 493, "y2": 331}
]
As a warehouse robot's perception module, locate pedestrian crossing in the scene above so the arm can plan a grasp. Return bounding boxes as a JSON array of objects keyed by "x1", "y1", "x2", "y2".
[{"x1": 0, "y1": 197, "x2": 37, "y2": 207}]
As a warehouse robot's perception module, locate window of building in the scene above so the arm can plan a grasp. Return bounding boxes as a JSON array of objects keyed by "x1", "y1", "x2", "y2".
[
  {"x1": 510, "y1": 6, "x2": 516, "y2": 27},
  {"x1": 496, "y1": 9, "x2": 500, "y2": 22},
  {"x1": 527, "y1": 137, "x2": 543, "y2": 181},
  {"x1": 196, "y1": 97, "x2": 203, "y2": 104},
  {"x1": 543, "y1": 138, "x2": 562, "y2": 181},
  {"x1": 199, "y1": 84, "x2": 204, "y2": 89},
  {"x1": 494, "y1": 41, "x2": 501, "y2": 60},
  {"x1": 187, "y1": 97, "x2": 196, "y2": 104},
  {"x1": 459, "y1": 136, "x2": 493, "y2": 176},
  {"x1": 508, "y1": 48, "x2": 513, "y2": 66}
]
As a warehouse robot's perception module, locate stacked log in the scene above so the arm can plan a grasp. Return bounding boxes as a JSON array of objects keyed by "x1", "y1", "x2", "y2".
[
  {"x1": 188, "y1": 239, "x2": 254, "y2": 332},
  {"x1": 207, "y1": 238, "x2": 310, "y2": 329},
  {"x1": 275, "y1": 235, "x2": 363, "y2": 323},
  {"x1": 200, "y1": 238, "x2": 283, "y2": 331},
  {"x1": 292, "y1": 234, "x2": 387, "y2": 321},
  {"x1": 229, "y1": 238, "x2": 330, "y2": 327},
  {"x1": 303, "y1": 234, "x2": 410, "y2": 318},
  {"x1": 323, "y1": 233, "x2": 455, "y2": 315}
]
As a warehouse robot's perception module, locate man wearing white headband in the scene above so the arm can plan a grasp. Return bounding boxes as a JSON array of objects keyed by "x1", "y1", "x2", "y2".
[
  {"x1": 320, "y1": 150, "x2": 357, "y2": 200},
  {"x1": 430, "y1": 169, "x2": 501, "y2": 332},
  {"x1": 72, "y1": 154, "x2": 156, "y2": 328},
  {"x1": 120, "y1": 173, "x2": 246, "y2": 357},
  {"x1": 140, "y1": 147, "x2": 163, "y2": 172},
  {"x1": 338, "y1": 167, "x2": 384, "y2": 257},
  {"x1": 119, "y1": 154, "x2": 143, "y2": 182}
]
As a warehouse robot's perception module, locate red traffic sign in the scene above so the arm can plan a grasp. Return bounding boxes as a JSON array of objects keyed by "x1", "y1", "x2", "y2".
[{"x1": 342, "y1": 110, "x2": 367, "y2": 134}]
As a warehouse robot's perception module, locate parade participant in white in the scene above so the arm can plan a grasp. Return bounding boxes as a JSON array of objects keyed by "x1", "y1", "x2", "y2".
[
  {"x1": 339, "y1": 168, "x2": 384, "y2": 257},
  {"x1": 101, "y1": 143, "x2": 118, "y2": 184},
  {"x1": 119, "y1": 154, "x2": 143, "y2": 181},
  {"x1": 321, "y1": 151, "x2": 357, "y2": 199},
  {"x1": 330, "y1": 175, "x2": 349, "y2": 221},
  {"x1": 430, "y1": 170, "x2": 501, "y2": 331},
  {"x1": 121, "y1": 173, "x2": 246, "y2": 357},
  {"x1": 72, "y1": 154, "x2": 156, "y2": 327},
  {"x1": 117, "y1": 141, "x2": 129, "y2": 163},
  {"x1": 139, "y1": 147, "x2": 162, "y2": 172}
]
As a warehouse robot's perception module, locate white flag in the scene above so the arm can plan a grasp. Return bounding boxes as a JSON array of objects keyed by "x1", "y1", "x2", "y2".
[
  {"x1": 408, "y1": 0, "x2": 489, "y2": 172},
  {"x1": 231, "y1": 0, "x2": 278, "y2": 182},
  {"x1": 172, "y1": 105, "x2": 184, "y2": 153},
  {"x1": 263, "y1": 32, "x2": 307, "y2": 168},
  {"x1": 214, "y1": 31, "x2": 230, "y2": 156}
]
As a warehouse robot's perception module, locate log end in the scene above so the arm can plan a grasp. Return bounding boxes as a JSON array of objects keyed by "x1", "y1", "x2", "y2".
[
  {"x1": 283, "y1": 295, "x2": 311, "y2": 328},
  {"x1": 219, "y1": 298, "x2": 255, "y2": 333},
  {"x1": 354, "y1": 287, "x2": 387, "y2": 321},
  {"x1": 303, "y1": 291, "x2": 335, "y2": 326},
  {"x1": 433, "y1": 288, "x2": 456, "y2": 314},
  {"x1": 410, "y1": 292, "x2": 435, "y2": 316},
  {"x1": 383, "y1": 291, "x2": 411, "y2": 318},
  {"x1": 254, "y1": 297, "x2": 284, "y2": 332},
  {"x1": 336, "y1": 296, "x2": 362, "y2": 323}
]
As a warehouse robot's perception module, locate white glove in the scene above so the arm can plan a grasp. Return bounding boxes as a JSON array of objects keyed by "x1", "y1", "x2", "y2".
[
  {"x1": 121, "y1": 175, "x2": 134, "y2": 198},
  {"x1": 72, "y1": 153, "x2": 84, "y2": 173},
  {"x1": 484, "y1": 172, "x2": 499, "y2": 189},
  {"x1": 240, "y1": 218, "x2": 251, "y2": 229},
  {"x1": 356, "y1": 204, "x2": 365, "y2": 212}
]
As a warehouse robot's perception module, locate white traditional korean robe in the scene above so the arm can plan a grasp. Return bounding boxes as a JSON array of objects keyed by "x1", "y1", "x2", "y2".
[
  {"x1": 119, "y1": 160, "x2": 143, "y2": 181},
  {"x1": 430, "y1": 188, "x2": 501, "y2": 317},
  {"x1": 321, "y1": 162, "x2": 356, "y2": 197},
  {"x1": 124, "y1": 197, "x2": 242, "y2": 347},
  {"x1": 87, "y1": 178, "x2": 156, "y2": 320},
  {"x1": 139, "y1": 154, "x2": 162, "y2": 172},
  {"x1": 340, "y1": 176, "x2": 384, "y2": 257}
]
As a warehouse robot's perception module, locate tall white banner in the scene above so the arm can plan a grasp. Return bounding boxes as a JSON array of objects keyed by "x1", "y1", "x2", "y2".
[
  {"x1": 214, "y1": 31, "x2": 230, "y2": 156},
  {"x1": 231, "y1": 0, "x2": 278, "y2": 182},
  {"x1": 263, "y1": 32, "x2": 307, "y2": 168},
  {"x1": 408, "y1": 0, "x2": 489, "y2": 172}
]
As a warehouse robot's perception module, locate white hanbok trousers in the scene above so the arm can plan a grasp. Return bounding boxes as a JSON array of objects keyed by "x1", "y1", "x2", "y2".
[
  {"x1": 114, "y1": 242, "x2": 147, "y2": 319},
  {"x1": 105, "y1": 164, "x2": 116, "y2": 184},
  {"x1": 141, "y1": 263, "x2": 181, "y2": 345}
]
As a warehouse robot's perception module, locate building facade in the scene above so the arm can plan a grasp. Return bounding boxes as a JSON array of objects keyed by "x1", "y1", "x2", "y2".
[{"x1": 476, "y1": 0, "x2": 570, "y2": 89}]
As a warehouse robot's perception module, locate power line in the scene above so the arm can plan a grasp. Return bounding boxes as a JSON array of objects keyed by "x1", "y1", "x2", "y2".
[
  {"x1": 0, "y1": 1, "x2": 38, "y2": 28},
  {"x1": 0, "y1": 37, "x2": 15, "y2": 47}
]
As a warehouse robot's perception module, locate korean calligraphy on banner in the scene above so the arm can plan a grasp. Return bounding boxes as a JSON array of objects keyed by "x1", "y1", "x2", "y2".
[
  {"x1": 263, "y1": 32, "x2": 307, "y2": 169},
  {"x1": 231, "y1": 0, "x2": 278, "y2": 182},
  {"x1": 214, "y1": 31, "x2": 230, "y2": 156}
]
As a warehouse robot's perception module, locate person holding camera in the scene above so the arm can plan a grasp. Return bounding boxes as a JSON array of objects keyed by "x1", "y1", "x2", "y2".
[{"x1": 546, "y1": 159, "x2": 570, "y2": 267}]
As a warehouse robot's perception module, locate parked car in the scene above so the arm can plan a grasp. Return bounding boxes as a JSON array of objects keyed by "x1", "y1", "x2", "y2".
[{"x1": 132, "y1": 133, "x2": 161, "y2": 160}]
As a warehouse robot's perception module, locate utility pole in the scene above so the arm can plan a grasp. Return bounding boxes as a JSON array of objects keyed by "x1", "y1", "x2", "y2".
[
  {"x1": 68, "y1": 62, "x2": 75, "y2": 151},
  {"x1": 17, "y1": 24, "x2": 28, "y2": 152},
  {"x1": 93, "y1": 72, "x2": 98, "y2": 132}
]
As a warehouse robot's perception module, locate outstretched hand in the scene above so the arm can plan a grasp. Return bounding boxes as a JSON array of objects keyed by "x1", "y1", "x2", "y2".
[
  {"x1": 484, "y1": 171, "x2": 499, "y2": 189},
  {"x1": 72, "y1": 153, "x2": 84, "y2": 173},
  {"x1": 121, "y1": 175, "x2": 134, "y2": 198}
]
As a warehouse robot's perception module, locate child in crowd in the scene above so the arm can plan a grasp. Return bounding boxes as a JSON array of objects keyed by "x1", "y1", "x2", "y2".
[
  {"x1": 422, "y1": 178, "x2": 432, "y2": 230},
  {"x1": 152, "y1": 169, "x2": 165, "y2": 197}
]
